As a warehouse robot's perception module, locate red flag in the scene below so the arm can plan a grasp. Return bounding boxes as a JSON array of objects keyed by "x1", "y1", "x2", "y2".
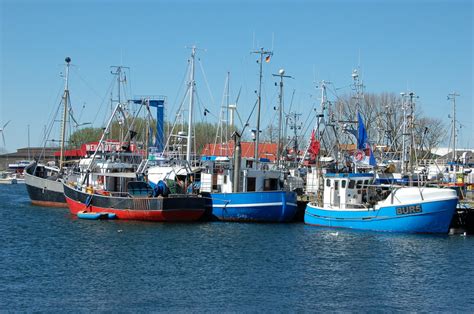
[{"x1": 309, "y1": 130, "x2": 320, "y2": 156}]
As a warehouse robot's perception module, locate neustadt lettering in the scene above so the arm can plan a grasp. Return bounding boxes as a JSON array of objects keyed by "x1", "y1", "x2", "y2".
[{"x1": 396, "y1": 205, "x2": 422, "y2": 215}]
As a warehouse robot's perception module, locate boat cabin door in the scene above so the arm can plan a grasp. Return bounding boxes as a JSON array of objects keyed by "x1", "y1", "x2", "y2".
[{"x1": 329, "y1": 179, "x2": 340, "y2": 207}]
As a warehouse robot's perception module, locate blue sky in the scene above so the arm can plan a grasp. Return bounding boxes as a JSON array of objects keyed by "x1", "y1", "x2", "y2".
[{"x1": 1, "y1": 0, "x2": 472, "y2": 153}]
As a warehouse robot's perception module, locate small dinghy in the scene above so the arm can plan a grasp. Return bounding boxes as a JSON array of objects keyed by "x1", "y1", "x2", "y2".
[{"x1": 77, "y1": 211, "x2": 117, "y2": 220}]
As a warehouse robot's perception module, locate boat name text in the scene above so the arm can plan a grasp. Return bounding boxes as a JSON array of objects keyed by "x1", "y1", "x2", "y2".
[{"x1": 396, "y1": 205, "x2": 422, "y2": 215}]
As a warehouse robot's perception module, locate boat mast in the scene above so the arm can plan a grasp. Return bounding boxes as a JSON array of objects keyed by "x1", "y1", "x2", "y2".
[
  {"x1": 225, "y1": 72, "x2": 230, "y2": 155},
  {"x1": 110, "y1": 66, "x2": 129, "y2": 145},
  {"x1": 272, "y1": 69, "x2": 292, "y2": 169},
  {"x1": 352, "y1": 69, "x2": 364, "y2": 115},
  {"x1": 186, "y1": 46, "x2": 197, "y2": 163},
  {"x1": 400, "y1": 92, "x2": 408, "y2": 175},
  {"x1": 351, "y1": 69, "x2": 365, "y2": 172},
  {"x1": 214, "y1": 72, "x2": 231, "y2": 156},
  {"x1": 301, "y1": 81, "x2": 326, "y2": 165},
  {"x1": 59, "y1": 57, "x2": 71, "y2": 171},
  {"x1": 408, "y1": 92, "x2": 417, "y2": 176},
  {"x1": 401, "y1": 91, "x2": 417, "y2": 180},
  {"x1": 448, "y1": 92, "x2": 460, "y2": 162},
  {"x1": 251, "y1": 47, "x2": 273, "y2": 167}
]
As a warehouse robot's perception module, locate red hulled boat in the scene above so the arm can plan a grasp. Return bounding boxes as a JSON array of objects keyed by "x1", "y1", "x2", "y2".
[{"x1": 64, "y1": 182, "x2": 210, "y2": 222}]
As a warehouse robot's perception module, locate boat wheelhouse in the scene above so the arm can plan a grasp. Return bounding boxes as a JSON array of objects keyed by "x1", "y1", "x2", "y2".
[{"x1": 200, "y1": 157, "x2": 297, "y2": 222}]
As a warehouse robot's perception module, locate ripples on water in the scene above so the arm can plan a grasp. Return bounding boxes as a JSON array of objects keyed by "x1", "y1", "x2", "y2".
[{"x1": 1, "y1": 185, "x2": 473, "y2": 312}]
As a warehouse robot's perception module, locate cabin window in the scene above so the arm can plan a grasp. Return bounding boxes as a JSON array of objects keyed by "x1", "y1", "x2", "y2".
[
  {"x1": 348, "y1": 180, "x2": 355, "y2": 189},
  {"x1": 224, "y1": 175, "x2": 227, "y2": 184},
  {"x1": 326, "y1": 179, "x2": 331, "y2": 187},
  {"x1": 356, "y1": 180, "x2": 362, "y2": 189},
  {"x1": 341, "y1": 180, "x2": 346, "y2": 189},
  {"x1": 364, "y1": 180, "x2": 369, "y2": 186},
  {"x1": 264, "y1": 178, "x2": 278, "y2": 191},
  {"x1": 334, "y1": 181, "x2": 339, "y2": 190}
]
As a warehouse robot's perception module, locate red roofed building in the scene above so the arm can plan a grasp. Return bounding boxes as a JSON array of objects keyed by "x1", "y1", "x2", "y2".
[
  {"x1": 53, "y1": 141, "x2": 141, "y2": 158},
  {"x1": 201, "y1": 141, "x2": 278, "y2": 162}
]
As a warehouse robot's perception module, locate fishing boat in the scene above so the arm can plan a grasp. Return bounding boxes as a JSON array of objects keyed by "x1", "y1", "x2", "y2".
[
  {"x1": 200, "y1": 153, "x2": 297, "y2": 222},
  {"x1": 25, "y1": 57, "x2": 77, "y2": 207},
  {"x1": 65, "y1": 181, "x2": 207, "y2": 222},
  {"x1": 63, "y1": 76, "x2": 209, "y2": 222},
  {"x1": 304, "y1": 107, "x2": 458, "y2": 233},
  {"x1": 304, "y1": 173, "x2": 458, "y2": 233},
  {"x1": 199, "y1": 49, "x2": 298, "y2": 222}
]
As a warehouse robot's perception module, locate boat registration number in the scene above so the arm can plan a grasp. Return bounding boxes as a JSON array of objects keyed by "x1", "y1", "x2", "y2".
[{"x1": 396, "y1": 205, "x2": 422, "y2": 215}]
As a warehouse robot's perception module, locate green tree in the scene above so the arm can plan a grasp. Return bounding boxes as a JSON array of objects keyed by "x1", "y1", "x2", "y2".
[{"x1": 69, "y1": 127, "x2": 102, "y2": 148}]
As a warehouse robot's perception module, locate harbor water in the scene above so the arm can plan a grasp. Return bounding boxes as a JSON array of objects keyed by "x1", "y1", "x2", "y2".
[{"x1": 1, "y1": 184, "x2": 473, "y2": 312}]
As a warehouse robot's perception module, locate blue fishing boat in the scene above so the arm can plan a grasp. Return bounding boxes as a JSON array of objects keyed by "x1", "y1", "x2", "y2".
[
  {"x1": 304, "y1": 173, "x2": 458, "y2": 233},
  {"x1": 198, "y1": 48, "x2": 297, "y2": 222},
  {"x1": 200, "y1": 146, "x2": 298, "y2": 222}
]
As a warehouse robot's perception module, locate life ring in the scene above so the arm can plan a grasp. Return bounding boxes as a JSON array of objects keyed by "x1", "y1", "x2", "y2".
[{"x1": 354, "y1": 150, "x2": 364, "y2": 161}]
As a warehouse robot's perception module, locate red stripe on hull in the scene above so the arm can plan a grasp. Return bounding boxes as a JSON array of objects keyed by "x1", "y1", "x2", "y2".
[
  {"x1": 31, "y1": 200, "x2": 68, "y2": 208},
  {"x1": 65, "y1": 197, "x2": 204, "y2": 222}
]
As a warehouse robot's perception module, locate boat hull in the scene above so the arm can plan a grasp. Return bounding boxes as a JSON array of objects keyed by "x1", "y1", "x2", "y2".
[
  {"x1": 210, "y1": 191, "x2": 298, "y2": 222},
  {"x1": 24, "y1": 163, "x2": 67, "y2": 207},
  {"x1": 64, "y1": 183, "x2": 207, "y2": 222},
  {"x1": 304, "y1": 198, "x2": 458, "y2": 233},
  {"x1": 24, "y1": 162, "x2": 69, "y2": 207}
]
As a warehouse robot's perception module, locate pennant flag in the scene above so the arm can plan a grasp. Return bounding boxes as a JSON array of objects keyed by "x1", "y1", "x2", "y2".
[
  {"x1": 309, "y1": 129, "x2": 320, "y2": 156},
  {"x1": 356, "y1": 112, "x2": 377, "y2": 167},
  {"x1": 357, "y1": 112, "x2": 368, "y2": 150},
  {"x1": 265, "y1": 55, "x2": 271, "y2": 63}
]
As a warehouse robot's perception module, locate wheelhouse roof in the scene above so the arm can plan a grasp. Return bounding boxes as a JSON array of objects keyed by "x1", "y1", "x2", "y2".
[{"x1": 324, "y1": 173, "x2": 374, "y2": 178}]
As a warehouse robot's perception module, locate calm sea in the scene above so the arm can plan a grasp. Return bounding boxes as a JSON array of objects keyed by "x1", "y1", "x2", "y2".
[{"x1": 1, "y1": 184, "x2": 473, "y2": 312}]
